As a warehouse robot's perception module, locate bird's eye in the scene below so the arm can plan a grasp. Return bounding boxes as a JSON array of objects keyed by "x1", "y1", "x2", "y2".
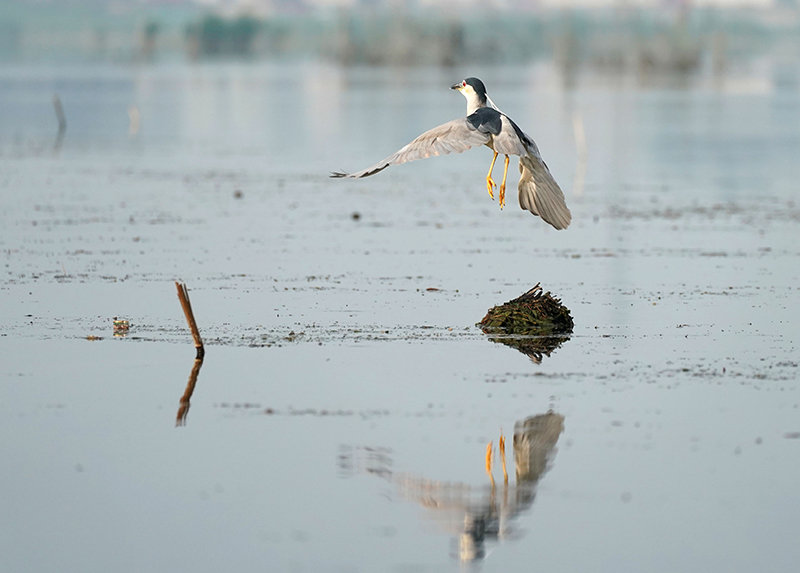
[{"x1": 462, "y1": 81, "x2": 466, "y2": 87}]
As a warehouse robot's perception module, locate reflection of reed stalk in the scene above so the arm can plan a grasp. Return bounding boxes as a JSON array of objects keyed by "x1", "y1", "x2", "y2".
[
  {"x1": 175, "y1": 281, "x2": 205, "y2": 359},
  {"x1": 176, "y1": 358, "x2": 203, "y2": 426}
]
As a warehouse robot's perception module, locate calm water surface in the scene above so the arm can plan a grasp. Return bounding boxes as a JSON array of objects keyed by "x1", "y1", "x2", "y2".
[{"x1": 1, "y1": 62, "x2": 799, "y2": 572}]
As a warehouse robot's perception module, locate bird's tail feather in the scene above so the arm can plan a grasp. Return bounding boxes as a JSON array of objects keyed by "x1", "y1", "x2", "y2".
[{"x1": 518, "y1": 153, "x2": 572, "y2": 230}]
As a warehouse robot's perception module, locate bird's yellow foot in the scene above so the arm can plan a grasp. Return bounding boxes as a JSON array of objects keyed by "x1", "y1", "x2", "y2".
[
  {"x1": 486, "y1": 177, "x2": 496, "y2": 201},
  {"x1": 498, "y1": 155, "x2": 509, "y2": 210}
]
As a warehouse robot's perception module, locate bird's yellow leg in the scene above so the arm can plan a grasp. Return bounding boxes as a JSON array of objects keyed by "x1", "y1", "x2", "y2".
[
  {"x1": 499, "y1": 155, "x2": 510, "y2": 209},
  {"x1": 486, "y1": 441, "x2": 495, "y2": 487},
  {"x1": 499, "y1": 431, "x2": 508, "y2": 484},
  {"x1": 486, "y1": 152, "x2": 499, "y2": 200}
]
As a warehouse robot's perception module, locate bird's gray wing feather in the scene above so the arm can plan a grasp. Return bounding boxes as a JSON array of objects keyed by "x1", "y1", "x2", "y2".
[
  {"x1": 518, "y1": 143, "x2": 572, "y2": 230},
  {"x1": 331, "y1": 118, "x2": 491, "y2": 178}
]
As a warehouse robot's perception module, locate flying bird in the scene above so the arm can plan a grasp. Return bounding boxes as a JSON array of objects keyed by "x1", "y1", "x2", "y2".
[{"x1": 331, "y1": 77, "x2": 571, "y2": 230}]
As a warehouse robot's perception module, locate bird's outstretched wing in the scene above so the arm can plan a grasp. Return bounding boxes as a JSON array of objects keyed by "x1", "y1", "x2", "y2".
[
  {"x1": 518, "y1": 143, "x2": 572, "y2": 230},
  {"x1": 331, "y1": 117, "x2": 491, "y2": 179}
]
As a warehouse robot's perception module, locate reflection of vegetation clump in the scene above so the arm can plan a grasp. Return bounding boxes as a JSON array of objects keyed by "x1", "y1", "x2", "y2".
[{"x1": 478, "y1": 284, "x2": 573, "y2": 363}]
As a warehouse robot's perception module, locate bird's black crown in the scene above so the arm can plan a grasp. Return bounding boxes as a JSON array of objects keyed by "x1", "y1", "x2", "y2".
[{"x1": 464, "y1": 77, "x2": 487, "y2": 100}]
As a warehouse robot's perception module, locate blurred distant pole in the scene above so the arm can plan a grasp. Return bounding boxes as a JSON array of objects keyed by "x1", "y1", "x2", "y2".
[
  {"x1": 52, "y1": 93, "x2": 66, "y2": 153},
  {"x1": 572, "y1": 111, "x2": 587, "y2": 198},
  {"x1": 128, "y1": 105, "x2": 140, "y2": 138},
  {"x1": 52, "y1": 93, "x2": 66, "y2": 132}
]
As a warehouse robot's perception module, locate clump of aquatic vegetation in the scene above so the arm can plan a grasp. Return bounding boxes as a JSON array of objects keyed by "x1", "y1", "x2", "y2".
[{"x1": 479, "y1": 284, "x2": 573, "y2": 363}]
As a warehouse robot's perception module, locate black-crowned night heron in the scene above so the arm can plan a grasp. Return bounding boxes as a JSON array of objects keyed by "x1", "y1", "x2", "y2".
[{"x1": 331, "y1": 77, "x2": 571, "y2": 230}]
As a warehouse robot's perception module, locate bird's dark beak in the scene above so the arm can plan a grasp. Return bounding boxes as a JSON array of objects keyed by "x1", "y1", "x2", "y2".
[{"x1": 451, "y1": 83, "x2": 461, "y2": 90}]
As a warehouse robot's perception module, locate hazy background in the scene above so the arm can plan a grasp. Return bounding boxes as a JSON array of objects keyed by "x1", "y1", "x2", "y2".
[{"x1": 1, "y1": 0, "x2": 799, "y2": 79}]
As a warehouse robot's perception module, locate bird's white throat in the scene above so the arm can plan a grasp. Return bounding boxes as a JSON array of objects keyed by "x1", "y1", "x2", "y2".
[
  {"x1": 460, "y1": 87, "x2": 485, "y2": 115},
  {"x1": 460, "y1": 87, "x2": 502, "y2": 116}
]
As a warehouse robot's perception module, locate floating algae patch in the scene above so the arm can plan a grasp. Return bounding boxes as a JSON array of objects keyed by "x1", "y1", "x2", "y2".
[{"x1": 478, "y1": 284, "x2": 573, "y2": 363}]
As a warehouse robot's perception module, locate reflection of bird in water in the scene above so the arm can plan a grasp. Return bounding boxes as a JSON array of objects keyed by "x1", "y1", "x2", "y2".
[
  {"x1": 332, "y1": 78, "x2": 571, "y2": 230},
  {"x1": 510, "y1": 412, "x2": 565, "y2": 483},
  {"x1": 345, "y1": 411, "x2": 564, "y2": 563}
]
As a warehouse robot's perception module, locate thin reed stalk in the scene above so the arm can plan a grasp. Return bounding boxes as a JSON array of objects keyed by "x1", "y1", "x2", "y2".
[{"x1": 175, "y1": 281, "x2": 205, "y2": 359}]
